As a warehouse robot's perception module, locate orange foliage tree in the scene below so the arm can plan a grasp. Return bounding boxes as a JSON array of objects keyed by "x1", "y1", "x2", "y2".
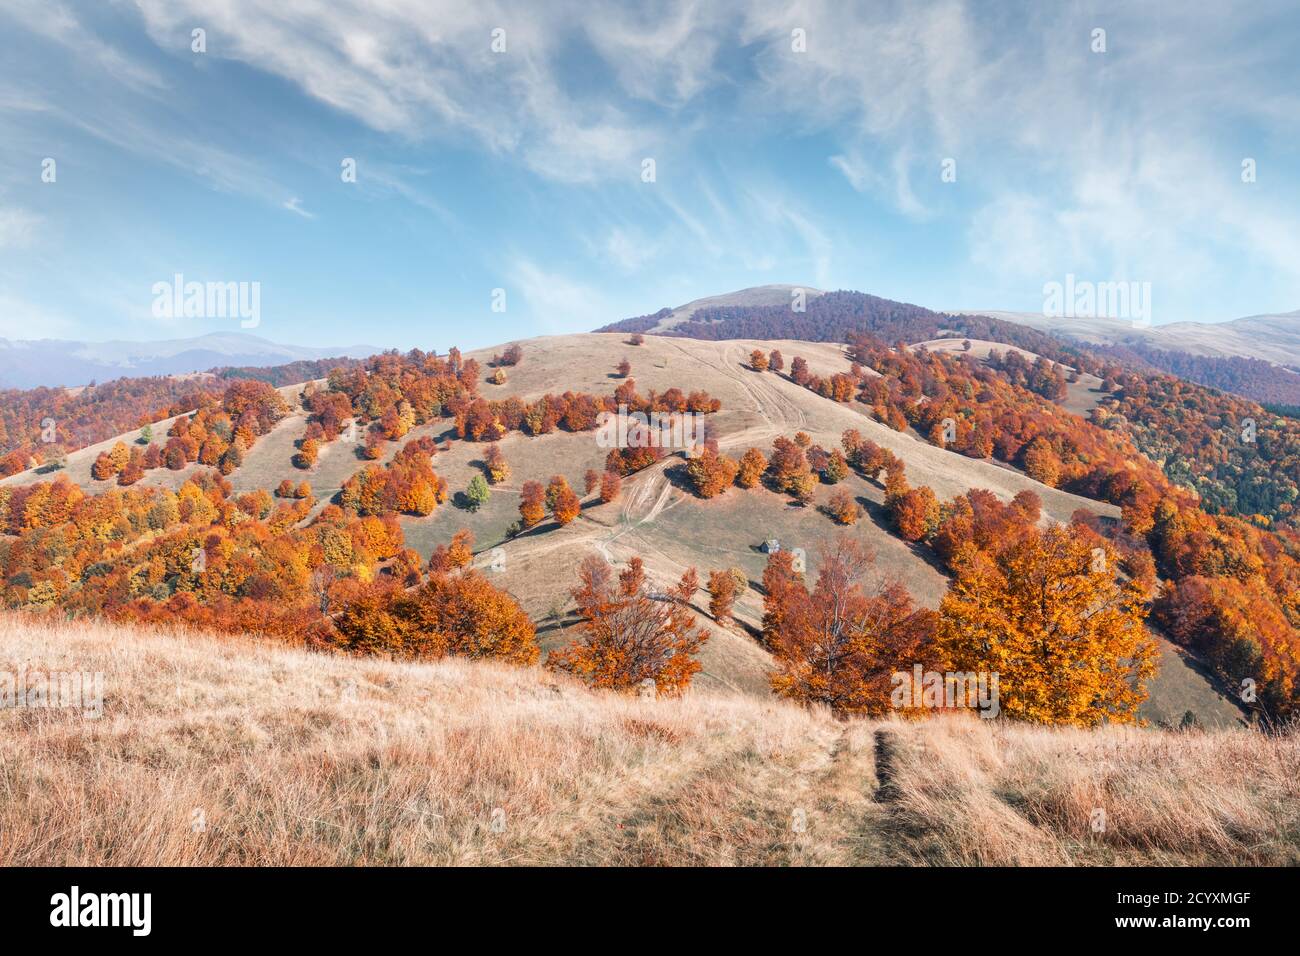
[
  {"x1": 937, "y1": 526, "x2": 1156, "y2": 726},
  {"x1": 686, "y1": 447, "x2": 738, "y2": 498},
  {"x1": 826, "y1": 490, "x2": 859, "y2": 525},
  {"x1": 547, "y1": 475, "x2": 581, "y2": 525},
  {"x1": 518, "y1": 480, "x2": 546, "y2": 529},
  {"x1": 767, "y1": 537, "x2": 939, "y2": 715},
  {"x1": 599, "y1": 470, "x2": 621, "y2": 502},
  {"x1": 330, "y1": 571, "x2": 538, "y2": 664},
  {"x1": 735, "y1": 448, "x2": 767, "y2": 488},
  {"x1": 769, "y1": 436, "x2": 816, "y2": 504},
  {"x1": 548, "y1": 556, "x2": 708, "y2": 695},
  {"x1": 892, "y1": 486, "x2": 940, "y2": 541},
  {"x1": 707, "y1": 568, "x2": 736, "y2": 624},
  {"x1": 484, "y1": 443, "x2": 510, "y2": 484}
]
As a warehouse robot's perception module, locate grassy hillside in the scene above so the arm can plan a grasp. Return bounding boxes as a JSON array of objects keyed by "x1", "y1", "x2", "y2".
[
  {"x1": 0, "y1": 613, "x2": 1292, "y2": 866},
  {"x1": 0, "y1": 332, "x2": 1246, "y2": 723}
]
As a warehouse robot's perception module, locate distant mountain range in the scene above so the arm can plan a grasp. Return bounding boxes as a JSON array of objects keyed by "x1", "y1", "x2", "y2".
[
  {"x1": 599, "y1": 285, "x2": 1300, "y2": 404},
  {"x1": 0, "y1": 332, "x2": 380, "y2": 389},
  {"x1": 950, "y1": 307, "x2": 1300, "y2": 369}
]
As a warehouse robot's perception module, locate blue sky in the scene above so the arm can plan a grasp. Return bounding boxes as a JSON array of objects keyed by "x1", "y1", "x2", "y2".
[{"x1": 2, "y1": 0, "x2": 1299, "y2": 351}]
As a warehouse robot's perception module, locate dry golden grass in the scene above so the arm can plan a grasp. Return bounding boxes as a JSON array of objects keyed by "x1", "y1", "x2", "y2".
[
  {"x1": 876, "y1": 716, "x2": 1300, "y2": 865},
  {"x1": 1, "y1": 611, "x2": 1295, "y2": 866}
]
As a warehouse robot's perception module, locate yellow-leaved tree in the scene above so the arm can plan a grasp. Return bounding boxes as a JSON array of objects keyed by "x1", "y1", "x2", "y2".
[{"x1": 937, "y1": 526, "x2": 1156, "y2": 726}]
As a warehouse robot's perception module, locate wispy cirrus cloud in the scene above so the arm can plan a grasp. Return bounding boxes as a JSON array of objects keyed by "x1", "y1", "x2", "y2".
[
  {"x1": 508, "y1": 258, "x2": 616, "y2": 332},
  {"x1": 282, "y1": 197, "x2": 315, "y2": 219},
  {"x1": 1, "y1": 0, "x2": 1298, "y2": 345}
]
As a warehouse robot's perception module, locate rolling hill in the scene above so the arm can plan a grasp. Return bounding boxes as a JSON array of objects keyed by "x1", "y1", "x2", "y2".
[
  {"x1": 0, "y1": 329, "x2": 1248, "y2": 727},
  {"x1": 600, "y1": 285, "x2": 1300, "y2": 404},
  {"x1": 951, "y1": 307, "x2": 1300, "y2": 403}
]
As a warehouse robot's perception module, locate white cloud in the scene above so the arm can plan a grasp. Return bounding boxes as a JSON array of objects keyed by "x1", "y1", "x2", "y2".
[
  {"x1": 829, "y1": 153, "x2": 873, "y2": 194},
  {"x1": 3, "y1": 0, "x2": 1298, "y2": 328},
  {"x1": 831, "y1": 151, "x2": 930, "y2": 220},
  {"x1": 602, "y1": 228, "x2": 658, "y2": 271},
  {"x1": 2, "y1": 0, "x2": 165, "y2": 92},
  {"x1": 509, "y1": 258, "x2": 614, "y2": 332},
  {"x1": 282, "y1": 197, "x2": 315, "y2": 219},
  {"x1": 129, "y1": 0, "x2": 663, "y2": 183},
  {"x1": 104, "y1": 0, "x2": 1300, "y2": 306},
  {"x1": 0, "y1": 208, "x2": 40, "y2": 249}
]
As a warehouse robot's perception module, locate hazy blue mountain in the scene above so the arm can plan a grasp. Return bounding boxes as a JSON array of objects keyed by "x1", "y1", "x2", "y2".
[{"x1": 0, "y1": 331, "x2": 380, "y2": 389}]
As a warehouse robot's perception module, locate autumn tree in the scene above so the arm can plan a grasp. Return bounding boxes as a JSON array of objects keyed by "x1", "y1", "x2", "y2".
[
  {"x1": 447, "y1": 528, "x2": 474, "y2": 569},
  {"x1": 892, "y1": 486, "x2": 940, "y2": 542},
  {"x1": 91, "y1": 452, "x2": 117, "y2": 481},
  {"x1": 789, "y1": 470, "x2": 817, "y2": 505},
  {"x1": 616, "y1": 358, "x2": 631, "y2": 378},
  {"x1": 735, "y1": 448, "x2": 767, "y2": 488},
  {"x1": 707, "y1": 569, "x2": 736, "y2": 624},
  {"x1": 760, "y1": 549, "x2": 803, "y2": 646},
  {"x1": 1022, "y1": 436, "x2": 1061, "y2": 488},
  {"x1": 1011, "y1": 489, "x2": 1042, "y2": 523},
  {"x1": 547, "y1": 475, "x2": 581, "y2": 525},
  {"x1": 118, "y1": 452, "x2": 145, "y2": 486},
  {"x1": 294, "y1": 437, "x2": 319, "y2": 469},
  {"x1": 827, "y1": 490, "x2": 859, "y2": 525},
  {"x1": 548, "y1": 556, "x2": 708, "y2": 695},
  {"x1": 599, "y1": 470, "x2": 621, "y2": 502},
  {"x1": 218, "y1": 442, "x2": 243, "y2": 476},
  {"x1": 484, "y1": 443, "x2": 510, "y2": 483},
  {"x1": 750, "y1": 349, "x2": 770, "y2": 371},
  {"x1": 518, "y1": 480, "x2": 546, "y2": 529},
  {"x1": 769, "y1": 437, "x2": 814, "y2": 501},
  {"x1": 429, "y1": 528, "x2": 476, "y2": 574},
  {"x1": 823, "y1": 449, "x2": 849, "y2": 484},
  {"x1": 583, "y1": 469, "x2": 600, "y2": 495},
  {"x1": 686, "y1": 447, "x2": 739, "y2": 498},
  {"x1": 331, "y1": 573, "x2": 538, "y2": 664},
  {"x1": 458, "y1": 398, "x2": 501, "y2": 442},
  {"x1": 768, "y1": 350, "x2": 784, "y2": 372},
  {"x1": 883, "y1": 460, "x2": 909, "y2": 503},
  {"x1": 768, "y1": 537, "x2": 939, "y2": 715},
  {"x1": 937, "y1": 527, "x2": 1157, "y2": 726}
]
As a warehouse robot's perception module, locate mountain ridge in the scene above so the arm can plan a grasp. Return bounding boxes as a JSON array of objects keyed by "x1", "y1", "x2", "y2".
[
  {"x1": 950, "y1": 306, "x2": 1300, "y2": 368},
  {"x1": 0, "y1": 331, "x2": 380, "y2": 389}
]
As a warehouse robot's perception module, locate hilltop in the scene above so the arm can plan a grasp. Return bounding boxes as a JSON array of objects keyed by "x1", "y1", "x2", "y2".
[{"x1": 0, "y1": 612, "x2": 1292, "y2": 867}]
